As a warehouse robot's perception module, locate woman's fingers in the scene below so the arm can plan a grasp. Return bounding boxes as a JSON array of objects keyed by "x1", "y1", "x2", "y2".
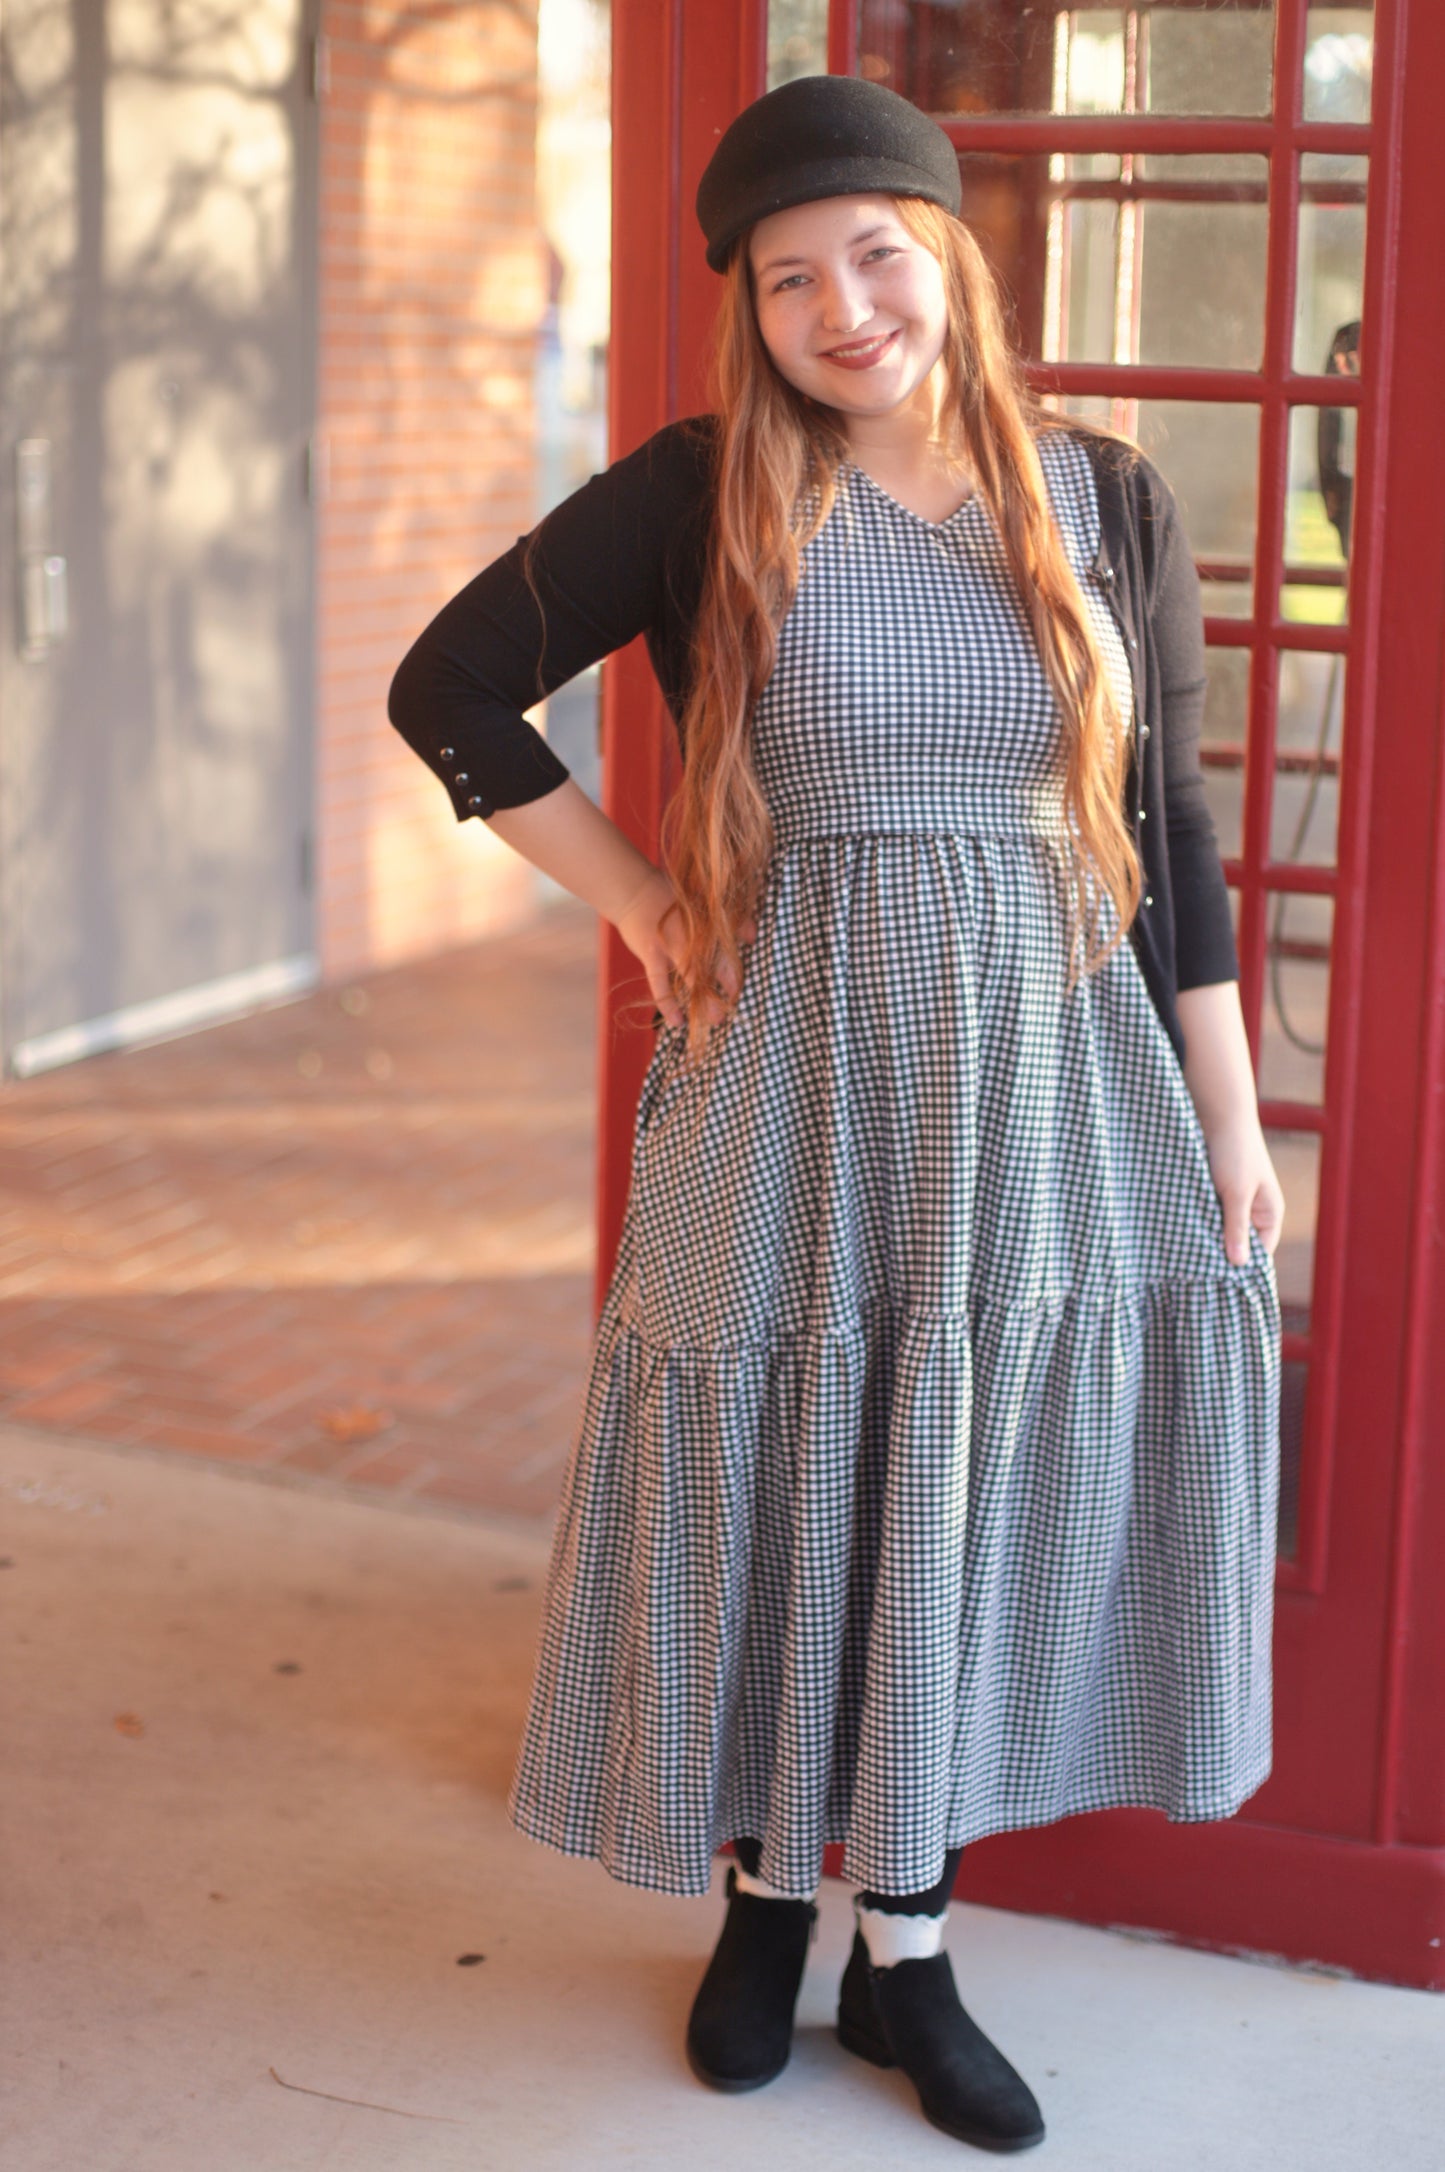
[
  {"x1": 1222, "y1": 1198, "x2": 1253, "y2": 1267},
  {"x1": 636, "y1": 906, "x2": 758, "y2": 1030},
  {"x1": 1252, "y1": 1178, "x2": 1285, "y2": 1258},
  {"x1": 644, "y1": 945, "x2": 684, "y2": 1029}
]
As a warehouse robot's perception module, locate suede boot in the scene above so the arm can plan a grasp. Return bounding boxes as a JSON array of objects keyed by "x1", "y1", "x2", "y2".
[
  {"x1": 685, "y1": 1863, "x2": 819, "y2": 2091},
  {"x1": 837, "y1": 1925, "x2": 1045, "y2": 2151}
]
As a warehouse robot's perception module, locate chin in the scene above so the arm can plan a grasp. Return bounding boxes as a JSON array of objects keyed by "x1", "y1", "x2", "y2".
[{"x1": 835, "y1": 381, "x2": 915, "y2": 413}]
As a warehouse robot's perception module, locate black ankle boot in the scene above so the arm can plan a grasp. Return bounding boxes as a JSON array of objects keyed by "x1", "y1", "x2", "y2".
[
  {"x1": 685, "y1": 1863, "x2": 818, "y2": 2091},
  {"x1": 837, "y1": 1926, "x2": 1045, "y2": 2151}
]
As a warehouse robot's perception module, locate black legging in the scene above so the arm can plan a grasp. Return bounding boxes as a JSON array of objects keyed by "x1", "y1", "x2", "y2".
[{"x1": 733, "y1": 1835, "x2": 964, "y2": 1914}]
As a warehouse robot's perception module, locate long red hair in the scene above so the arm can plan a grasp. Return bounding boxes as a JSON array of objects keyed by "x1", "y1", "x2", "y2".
[{"x1": 658, "y1": 193, "x2": 1145, "y2": 1068}]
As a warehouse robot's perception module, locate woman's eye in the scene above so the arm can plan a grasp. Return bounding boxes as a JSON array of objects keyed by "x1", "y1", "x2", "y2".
[{"x1": 771, "y1": 246, "x2": 900, "y2": 294}]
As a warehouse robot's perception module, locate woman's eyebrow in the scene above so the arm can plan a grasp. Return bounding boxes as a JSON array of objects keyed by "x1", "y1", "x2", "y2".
[{"x1": 753, "y1": 224, "x2": 895, "y2": 276}]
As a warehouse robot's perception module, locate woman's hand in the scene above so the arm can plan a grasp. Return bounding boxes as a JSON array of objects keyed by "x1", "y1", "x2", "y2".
[
  {"x1": 1174, "y1": 982, "x2": 1285, "y2": 1267},
  {"x1": 612, "y1": 866, "x2": 756, "y2": 1031},
  {"x1": 1200, "y1": 1114, "x2": 1286, "y2": 1266}
]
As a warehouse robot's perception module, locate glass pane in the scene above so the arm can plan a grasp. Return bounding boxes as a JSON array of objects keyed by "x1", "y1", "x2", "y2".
[
  {"x1": 1263, "y1": 1126, "x2": 1319, "y2": 1335},
  {"x1": 1137, "y1": 148, "x2": 1268, "y2": 184},
  {"x1": 1040, "y1": 152, "x2": 1268, "y2": 369},
  {"x1": 1064, "y1": 149, "x2": 1124, "y2": 181},
  {"x1": 768, "y1": 0, "x2": 828, "y2": 87},
  {"x1": 1259, "y1": 891, "x2": 1332, "y2": 1107},
  {"x1": 1135, "y1": 400, "x2": 1260, "y2": 566},
  {"x1": 955, "y1": 151, "x2": 1068, "y2": 353},
  {"x1": 1056, "y1": 189, "x2": 1120, "y2": 361},
  {"x1": 1303, "y1": 5, "x2": 1373, "y2": 124},
  {"x1": 1283, "y1": 405, "x2": 1353, "y2": 623},
  {"x1": 1053, "y1": 399, "x2": 1258, "y2": 592},
  {"x1": 1272, "y1": 649, "x2": 1344, "y2": 868},
  {"x1": 1200, "y1": 645, "x2": 1249, "y2": 861},
  {"x1": 1200, "y1": 571, "x2": 1254, "y2": 621},
  {"x1": 1294, "y1": 154, "x2": 1366, "y2": 378},
  {"x1": 1277, "y1": 1355, "x2": 1308, "y2": 1559},
  {"x1": 1138, "y1": 157, "x2": 1267, "y2": 369},
  {"x1": 1061, "y1": 9, "x2": 1126, "y2": 111},
  {"x1": 1146, "y1": 3, "x2": 1275, "y2": 117},
  {"x1": 854, "y1": 3, "x2": 1276, "y2": 118}
]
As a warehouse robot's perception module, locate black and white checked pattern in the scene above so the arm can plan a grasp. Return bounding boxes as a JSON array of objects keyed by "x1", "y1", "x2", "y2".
[{"x1": 507, "y1": 430, "x2": 1282, "y2": 1900}]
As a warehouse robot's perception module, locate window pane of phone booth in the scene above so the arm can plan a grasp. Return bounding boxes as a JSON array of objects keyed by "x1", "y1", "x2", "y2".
[
  {"x1": 768, "y1": 0, "x2": 829, "y2": 87},
  {"x1": 1277, "y1": 1354, "x2": 1308, "y2": 1559},
  {"x1": 1041, "y1": 153, "x2": 1267, "y2": 370},
  {"x1": 1138, "y1": 155, "x2": 1268, "y2": 368},
  {"x1": 1190, "y1": 577, "x2": 1251, "y2": 621},
  {"x1": 1258, "y1": 890, "x2": 1333, "y2": 1108},
  {"x1": 1056, "y1": 191, "x2": 1118, "y2": 360},
  {"x1": 1294, "y1": 155, "x2": 1366, "y2": 379},
  {"x1": 1265, "y1": 1124, "x2": 1320, "y2": 1336},
  {"x1": 1198, "y1": 570, "x2": 1254, "y2": 620},
  {"x1": 948, "y1": 151, "x2": 1058, "y2": 348},
  {"x1": 1302, "y1": 4, "x2": 1373, "y2": 124},
  {"x1": 1137, "y1": 399, "x2": 1260, "y2": 565},
  {"x1": 1052, "y1": 399, "x2": 1258, "y2": 603},
  {"x1": 851, "y1": 3, "x2": 1276, "y2": 117},
  {"x1": 1144, "y1": 0, "x2": 1275, "y2": 113},
  {"x1": 1283, "y1": 405, "x2": 1353, "y2": 625},
  {"x1": 1272, "y1": 648, "x2": 1343, "y2": 869},
  {"x1": 1200, "y1": 644, "x2": 1249, "y2": 863}
]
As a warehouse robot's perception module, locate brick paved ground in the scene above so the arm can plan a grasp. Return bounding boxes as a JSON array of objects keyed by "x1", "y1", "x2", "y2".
[{"x1": 0, "y1": 896, "x2": 601, "y2": 1523}]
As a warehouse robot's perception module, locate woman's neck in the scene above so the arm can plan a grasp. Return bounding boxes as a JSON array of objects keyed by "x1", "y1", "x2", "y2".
[{"x1": 839, "y1": 381, "x2": 975, "y2": 516}]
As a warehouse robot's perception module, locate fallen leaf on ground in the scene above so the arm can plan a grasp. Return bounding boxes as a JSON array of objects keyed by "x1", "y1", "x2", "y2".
[{"x1": 315, "y1": 1403, "x2": 394, "y2": 1443}]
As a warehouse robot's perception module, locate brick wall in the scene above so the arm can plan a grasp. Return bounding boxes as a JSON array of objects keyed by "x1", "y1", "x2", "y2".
[{"x1": 316, "y1": 0, "x2": 549, "y2": 978}]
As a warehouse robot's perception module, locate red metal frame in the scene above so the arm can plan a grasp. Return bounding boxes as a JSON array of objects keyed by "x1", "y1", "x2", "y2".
[{"x1": 603, "y1": 0, "x2": 1445, "y2": 1988}]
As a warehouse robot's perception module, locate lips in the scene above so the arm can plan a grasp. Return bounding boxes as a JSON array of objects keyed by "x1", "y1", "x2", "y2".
[{"x1": 818, "y1": 327, "x2": 900, "y2": 371}]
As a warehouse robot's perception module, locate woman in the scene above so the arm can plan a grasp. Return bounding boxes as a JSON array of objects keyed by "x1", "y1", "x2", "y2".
[{"x1": 388, "y1": 72, "x2": 1284, "y2": 2156}]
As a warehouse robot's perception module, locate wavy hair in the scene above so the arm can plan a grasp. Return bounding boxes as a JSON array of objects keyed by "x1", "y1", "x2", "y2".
[{"x1": 656, "y1": 192, "x2": 1145, "y2": 1068}]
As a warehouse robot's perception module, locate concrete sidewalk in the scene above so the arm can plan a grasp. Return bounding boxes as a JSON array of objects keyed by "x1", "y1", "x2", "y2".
[{"x1": 5, "y1": 1423, "x2": 1439, "y2": 2172}]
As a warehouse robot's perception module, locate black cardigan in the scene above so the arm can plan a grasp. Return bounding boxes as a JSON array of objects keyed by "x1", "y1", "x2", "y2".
[{"x1": 387, "y1": 414, "x2": 1238, "y2": 1066}]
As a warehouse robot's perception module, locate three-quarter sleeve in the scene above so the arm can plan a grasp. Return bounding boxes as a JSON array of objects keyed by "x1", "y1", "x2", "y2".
[
  {"x1": 1147, "y1": 473, "x2": 1241, "y2": 990},
  {"x1": 386, "y1": 428, "x2": 682, "y2": 822}
]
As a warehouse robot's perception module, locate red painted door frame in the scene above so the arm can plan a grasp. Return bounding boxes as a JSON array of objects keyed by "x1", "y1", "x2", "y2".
[{"x1": 600, "y1": 0, "x2": 1445, "y2": 1990}]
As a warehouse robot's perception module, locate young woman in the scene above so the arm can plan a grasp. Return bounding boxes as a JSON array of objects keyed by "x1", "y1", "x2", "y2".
[{"x1": 388, "y1": 73, "x2": 1284, "y2": 2156}]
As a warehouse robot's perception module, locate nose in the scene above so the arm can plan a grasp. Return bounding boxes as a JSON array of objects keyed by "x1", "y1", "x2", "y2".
[{"x1": 816, "y1": 269, "x2": 873, "y2": 337}]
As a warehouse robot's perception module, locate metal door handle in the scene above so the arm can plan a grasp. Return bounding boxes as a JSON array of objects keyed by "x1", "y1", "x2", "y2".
[
  {"x1": 16, "y1": 440, "x2": 67, "y2": 660},
  {"x1": 20, "y1": 555, "x2": 68, "y2": 656}
]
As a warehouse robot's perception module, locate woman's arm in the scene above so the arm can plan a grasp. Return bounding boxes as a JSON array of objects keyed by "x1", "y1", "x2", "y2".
[
  {"x1": 1144, "y1": 470, "x2": 1241, "y2": 990},
  {"x1": 484, "y1": 779, "x2": 745, "y2": 1030},
  {"x1": 387, "y1": 420, "x2": 743, "y2": 1027},
  {"x1": 1145, "y1": 469, "x2": 1284, "y2": 1263},
  {"x1": 386, "y1": 419, "x2": 708, "y2": 822},
  {"x1": 1175, "y1": 981, "x2": 1285, "y2": 1262}
]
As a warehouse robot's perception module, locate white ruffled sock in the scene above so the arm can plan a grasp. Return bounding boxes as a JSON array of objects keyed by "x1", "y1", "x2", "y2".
[
  {"x1": 855, "y1": 1900, "x2": 948, "y2": 1967},
  {"x1": 733, "y1": 1862, "x2": 817, "y2": 1903}
]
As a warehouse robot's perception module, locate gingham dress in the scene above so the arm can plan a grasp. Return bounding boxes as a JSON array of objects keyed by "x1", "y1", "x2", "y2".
[{"x1": 507, "y1": 428, "x2": 1282, "y2": 1900}]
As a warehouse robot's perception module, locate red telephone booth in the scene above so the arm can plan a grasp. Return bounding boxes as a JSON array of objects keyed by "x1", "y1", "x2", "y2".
[{"x1": 594, "y1": 0, "x2": 1445, "y2": 1990}]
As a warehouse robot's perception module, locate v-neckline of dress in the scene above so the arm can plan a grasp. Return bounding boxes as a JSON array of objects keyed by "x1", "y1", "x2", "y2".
[{"x1": 842, "y1": 458, "x2": 981, "y2": 533}]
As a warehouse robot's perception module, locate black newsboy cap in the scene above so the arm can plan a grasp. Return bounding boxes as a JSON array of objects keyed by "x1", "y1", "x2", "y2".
[{"x1": 696, "y1": 74, "x2": 963, "y2": 275}]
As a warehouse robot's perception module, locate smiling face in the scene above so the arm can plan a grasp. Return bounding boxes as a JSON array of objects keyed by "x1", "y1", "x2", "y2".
[{"x1": 745, "y1": 193, "x2": 951, "y2": 429}]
